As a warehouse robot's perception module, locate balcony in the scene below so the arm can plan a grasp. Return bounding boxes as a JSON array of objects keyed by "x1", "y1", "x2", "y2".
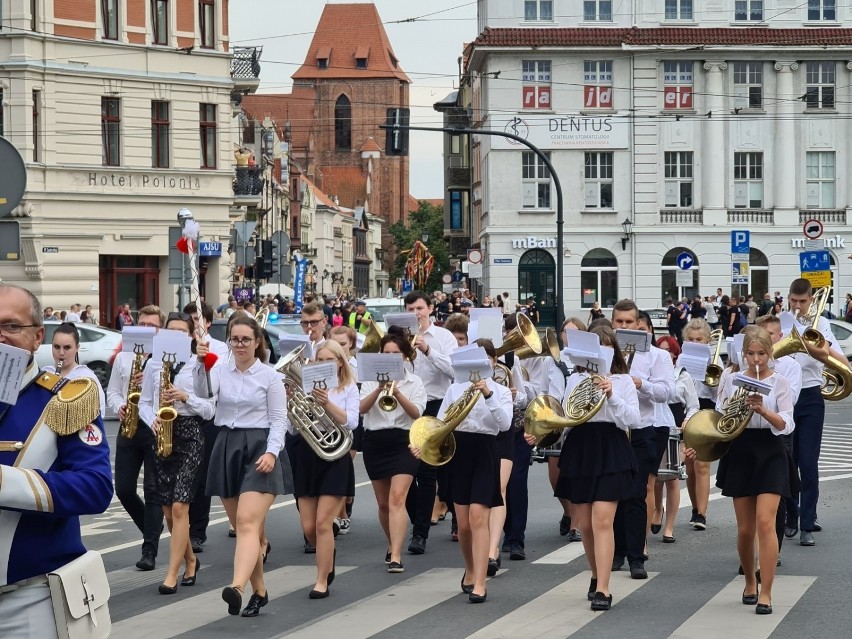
[
  {"x1": 230, "y1": 46, "x2": 262, "y2": 93},
  {"x1": 659, "y1": 209, "x2": 703, "y2": 225},
  {"x1": 727, "y1": 209, "x2": 774, "y2": 225},
  {"x1": 446, "y1": 166, "x2": 471, "y2": 188},
  {"x1": 233, "y1": 165, "x2": 263, "y2": 206},
  {"x1": 799, "y1": 209, "x2": 847, "y2": 225},
  {"x1": 333, "y1": 228, "x2": 343, "y2": 238}
]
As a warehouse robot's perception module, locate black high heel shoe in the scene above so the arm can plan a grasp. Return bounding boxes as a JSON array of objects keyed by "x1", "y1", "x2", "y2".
[
  {"x1": 461, "y1": 573, "x2": 474, "y2": 595},
  {"x1": 756, "y1": 602, "x2": 772, "y2": 615},
  {"x1": 469, "y1": 591, "x2": 487, "y2": 603},
  {"x1": 158, "y1": 582, "x2": 178, "y2": 595},
  {"x1": 309, "y1": 587, "x2": 330, "y2": 599},
  {"x1": 328, "y1": 549, "x2": 337, "y2": 586},
  {"x1": 181, "y1": 557, "x2": 200, "y2": 586},
  {"x1": 587, "y1": 578, "x2": 598, "y2": 601},
  {"x1": 591, "y1": 591, "x2": 613, "y2": 611},
  {"x1": 742, "y1": 590, "x2": 759, "y2": 606}
]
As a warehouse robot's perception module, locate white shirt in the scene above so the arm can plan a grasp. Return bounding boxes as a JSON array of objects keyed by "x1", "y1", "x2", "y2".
[
  {"x1": 138, "y1": 360, "x2": 215, "y2": 426},
  {"x1": 791, "y1": 316, "x2": 843, "y2": 388},
  {"x1": 198, "y1": 358, "x2": 288, "y2": 454},
  {"x1": 655, "y1": 367, "x2": 699, "y2": 429},
  {"x1": 45, "y1": 364, "x2": 106, "y2": 418},
  {"x1": 360, "y1": 371, "x2": 427, "y2": 431},
  {"x1": 411, "y1": 323, "x2": 457, "y2": 400},
  {"x1": 629, "y1": 347, "x2": 676, "y2": 428},
  {"x1": 437, "y1": 378, "x2": 512, "y2": 435},
  {"x1": 773, "y1": 356, "x2": 802, "y2": 404},
  {"x1": 715, "y1": 371, "x2": 795, "y2": 436},
  {"x1": 288, "y1": 383, "x2": 360, "y2": 435},
  {"x1": 564, "y1": 372, "x2": 640, "y2": 432},
  {"x1": 703, "y1": 302, "x2": 718, "y2": 324},
  {"x1": 65, "y1": 312, "x2": 81, "y2": 323},
  {"x1": 106, "y1": 351, "x2": 139, "y2": 414},
  {"x1": 525, "y1": 356, "x2": 566, "y2": 400}
]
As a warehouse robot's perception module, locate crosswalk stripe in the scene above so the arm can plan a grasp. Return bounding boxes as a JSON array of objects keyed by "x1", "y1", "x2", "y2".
[
  {"x1": 466, "y1": 570, "x2": 657, "y2": 639},
  {"x1": 111, "y1": 565, "x2": 355, "y2": 639},
  {"x1": 278, "y1": 567, "x2": 461, "y2": 639},
  {"x1": 667, "y1": 575, "x2": 816, "y2": 639}
]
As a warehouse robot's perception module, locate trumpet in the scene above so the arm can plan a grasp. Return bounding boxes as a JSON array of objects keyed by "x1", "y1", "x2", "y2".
[
  {"x1": 378, "y1": 381, "x2": 398, "y2": 411},
  {"x1": 704, "y1": 329, "x2": 725, "y2": 387},
  {"x1": 155, "y1": 353, "x2": 178, "y2": 458},
  {"x1": 120, "y1": 344, "x2": 145, "y2": 439}
]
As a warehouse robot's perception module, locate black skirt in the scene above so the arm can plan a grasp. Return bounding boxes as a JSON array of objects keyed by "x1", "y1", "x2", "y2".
[
  {"x1": 652, "y1": 426, "x2": 671, "y2": 473},
  {"x1": 716, "y1": 429, "x2": 791, "y2": 498},
  {"x1": 150, "y1": 415, "x2": 204, "y2": 505},
  {"x1": 290, "y1": 434, "x2": 355, "y2": 498},
  {"x1": 207, "y1": 427, "x2": 292, "y2": 498},
  {"x1": 362, "y1": 428, "x2": 419, "y2": 480},
  {"x1": 448, "y1": 431, "x2": 502, "y2": 508},
  {"x1": 555, "y1": 421, "x2": 636, "y2": 504},
  {"x1": 496, "y1": 428, "x2": 514, "y2": 461}
]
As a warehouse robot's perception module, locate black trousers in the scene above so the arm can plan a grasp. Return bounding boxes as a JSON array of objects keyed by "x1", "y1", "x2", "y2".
[
  {"x1": 503, "y1": 429, "x2": 533, "y2": 548},
  {"x1": 189, "y1": 419, "x2": 219, "y2": 542},
  {"x1": 614, "y1": 427, "x2": 657, "y2": 563},
  {"x1": 114, "y1": 424, "x2": 163, "y2": 557},
  {"x1": 405, "y1": 398, "x2": 443, "y2": 539}
]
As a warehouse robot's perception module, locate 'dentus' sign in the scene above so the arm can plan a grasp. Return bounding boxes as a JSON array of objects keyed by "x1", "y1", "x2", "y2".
[{"x1": 511, "y1": 236, "x2": 557, "y2": 249}]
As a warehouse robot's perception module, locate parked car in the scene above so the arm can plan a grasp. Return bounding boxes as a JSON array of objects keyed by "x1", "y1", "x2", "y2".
[
  {"x1": 828, "y1": 319, "x2": 852, "y2": 359},
  {"x1": 646, "y1": 308, "x2": 668, "y2": 335},
  {"x1": 35, "y1": 321, "x2": 122, "y2": 389},
  {"x1": 362, "y1": 297, "x2": 404, "y2": 332}
]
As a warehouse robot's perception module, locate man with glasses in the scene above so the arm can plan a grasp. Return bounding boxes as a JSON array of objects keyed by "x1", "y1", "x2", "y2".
[
  {"x1": 299, "y1": 302, "x2": 328, "y2": 348},
  {"x1": 0, "y1": 284, "x2": 113, "y2": 637},
  {"x1": 107, "y1": 304, "x2": 166, "y2": 571}
]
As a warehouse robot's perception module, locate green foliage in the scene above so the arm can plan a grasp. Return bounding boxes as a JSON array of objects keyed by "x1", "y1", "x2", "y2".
[{"x1": 388, "y1": 200, "x2": 449, "y2": 292}]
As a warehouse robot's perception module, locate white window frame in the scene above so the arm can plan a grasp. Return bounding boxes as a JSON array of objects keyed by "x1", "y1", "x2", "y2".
[
  {"x1": 584, "y1": 152, "x2": 614, "y2": 209},
  {"x1": 524, "y1": 0, "x2": 553, "y2": 21},
  {"x1": 664, "y1": 151, "x2": 693, "y2": 208},
  {"x1": 522, "y1": 60, "x2": 552, "y2": 110},
  {"x1": 733, "y1": 152, "x2": 764, "y2": 208},
  {"x1": 665, "y1": 0, "x2": 693, "y2": 20},
  {"x1": 663, "y1": 61, "x2": 693, "y2": 85},
  {"x1": 733, "y1": 62, "x2": 763, "y2": 110},
  {"x1": 807, "y1": 0, "x2": 837, "y2": 21},
  {"x1": 735, "y1": 0, "x2": 763, "y2": 21},
  {"x1": 805, "y1": 62, "x2": 835, "y2": 109},
  {"x1": 806, "y1": 151, "x2": 836, "y2": 209},
  {"x1": 583, "y1": 0, "x2": 612, "y2": 21},
  {"x1": 522, "y1": 151, "x2": 552, "y2": 209},
  {"x1": 584, "y1": 60, "x2": 613, "y2": 84}
]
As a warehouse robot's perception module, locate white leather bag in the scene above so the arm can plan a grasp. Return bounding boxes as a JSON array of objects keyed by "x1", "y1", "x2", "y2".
[{"x1": 47, "y1": 551, "x2": 111, "y2": 639}]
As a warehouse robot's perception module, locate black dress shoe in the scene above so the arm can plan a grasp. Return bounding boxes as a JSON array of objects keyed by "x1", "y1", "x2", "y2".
[
  {"x1": 756, "y1": 603, "x2": 773, "y2": 615},
  {"x1": 461, "y1": 573, "x2": 474, "y2": 595},
  {"x1": 309, "y1": 587, "x2": 330, "y2": 599},
  {"x1": 784, "y1": 524, "x2": 798, "y2": 539},
  {"x1": 501, "y1": 541, "x2": 511, "y2": 553},
  {"x1": 228, "y1": 527, "x2": 237, "y2": 538},
  {"x1": 559, "y1": 515, "x2": 571, "y2": 536},
  {"x1": 181, "y1": 558, "x2": 200, "y2": 586},
  {"x1": 469, "y1": 591, "x2": 487, "y2": 603},
  {"x1": 800, "y1": 530, "x2": 815, "y2": 546},
  {"x1": 262, "y1": 542, "x2": 271, "y2": 565},
  {"x1": 304, "y1": 536, "x2": 316, "y2": 554},
  {"x1": 663, "y1": 535, "x2": 676, "y2": 543},
  {"x1": 742, "y1": 591, "x2": 759, "y2": 605},
  {"x1": 813, "y1": 520, "x2": 822, "y2": 532},
  {"x1": 612, "y1": 555, "x2": 625, "y2": 571},
  {"x1": 629, "y1": 560, "x2": 647, "y2": 579},
  {"x1": 385, "y1": 550, "x2": 392, "y2": 564},
  {"x1": 136, "y1": 553, "x2": 155, "y2": 571},
  {"x1": 587, "y1": 578, "x2": 598, "y2": 601},
  {"x1": 191, "y1": 538, "x2": 204, "y2": 554},
  {"x1": 408, "y1": 535, "x2": 426, "y2": 555},
  {"x1": 241, "y1": 592, "x2": 269, "y2": 617},
  {"x1": 567, "y1": 529, "x2": 583, "y2": 543},
  {"x1": 591, "y1": 591, "x2": 613, "y2": 611},
  {"x1": 487, "y1": 558, "x2": 499, "y2": 577},
  {"x1": 222, "y1": 586, "x2": 243, "y2": 615},
  {"x1": 509, "y1": 544, "x2": 525, "y2": 560},
  {"x1": 158, "y1": 583, "x2": 178, "y2": 595}
]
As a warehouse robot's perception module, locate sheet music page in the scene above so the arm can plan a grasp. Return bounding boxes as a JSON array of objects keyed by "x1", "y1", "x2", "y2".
[
  {"x1": 121, "y1": 326, "x2": 156, "y2": 354},
  {"x1": 384, "y1": 312, "x2": 420, "y2": 334},
  {"x1": 153, "y1": 330, "x2": 193, "y2": 366},
  {"x1": 279, "y1": 334, "x2": 314, "y2": 361},
  {"x1": 355, "y1": 353, "x2": 406, "y2": 382},
  {"x1": 733, "y1": 372, "x2": 773, "y2": 395},
  {"x1": 0, "y1": 343, "x2": 30, "y2": 405},
  {"x1": 300, "y1": 361, "x2": 339, "y2": 394},
  {"x1": 615, "y1": 329, "x2": 651, "y2": 353}
]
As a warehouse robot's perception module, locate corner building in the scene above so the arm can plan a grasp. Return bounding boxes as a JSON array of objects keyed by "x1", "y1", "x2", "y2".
[
  {"x1": 0, "y1": 0, "x2": 236, "y2": 324},
  {"x1": 467, "y1": 1, "x2": 852, "y2": 321}
]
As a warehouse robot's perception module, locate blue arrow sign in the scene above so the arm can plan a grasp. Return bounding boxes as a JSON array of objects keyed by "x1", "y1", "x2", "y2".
[
  {"x1": 800, "y1": 250, "x2": 830, "y2": 272},
  {"x1": 676, "y1": 252, "x2": 694, "y2": 270}
]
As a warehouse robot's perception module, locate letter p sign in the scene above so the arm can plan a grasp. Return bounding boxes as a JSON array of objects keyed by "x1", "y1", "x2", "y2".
[{"x1": 731, "y1": 230, "x2": 750, "y2": 254}]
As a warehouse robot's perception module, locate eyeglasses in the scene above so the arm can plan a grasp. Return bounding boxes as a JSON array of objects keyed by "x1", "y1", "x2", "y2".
[
  {"x1": 137, "y1": 322, "x2": 159, "y2": 329},
  {"x1": 228, "y1": 337, "x2": 255, "y2": 347},
  {"x1": 167, "y1": 312, "x2": 192, "y2": 322},
  {"x1": 0, "y1": 323, "x2": 38, "y2": 335},
  {"x1": 300, "y1": 319, "x2": 325, "y2": 328}
]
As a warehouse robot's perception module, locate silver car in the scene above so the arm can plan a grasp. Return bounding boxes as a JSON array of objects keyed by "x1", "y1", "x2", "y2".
[{"x1": 35, "y1": 321, "x2": 122, "y2": 389}]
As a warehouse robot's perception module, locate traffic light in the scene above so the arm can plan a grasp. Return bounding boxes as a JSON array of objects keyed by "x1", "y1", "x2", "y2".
[
  {"x1": 385, "y1": 108, "x2": 410, "y2": 156},
  {"x1": 269, "y1": 235, "x2": 280, "y2": 277},
  {"x1": 260, "y1": 239, "x2": 274, "y2": 279}
]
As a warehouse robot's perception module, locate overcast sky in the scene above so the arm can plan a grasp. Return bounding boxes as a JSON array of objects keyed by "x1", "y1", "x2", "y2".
[{"x1": 229, "y1": 0, "x2": 479, "y2": 199}]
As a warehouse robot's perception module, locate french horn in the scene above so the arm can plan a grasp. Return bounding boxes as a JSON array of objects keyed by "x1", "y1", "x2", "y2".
[{"x1": 523, "y1": 371, "x2": 606, "y2": 445}]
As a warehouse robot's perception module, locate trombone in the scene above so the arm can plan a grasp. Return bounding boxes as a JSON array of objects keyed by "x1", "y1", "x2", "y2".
[{"x1": 704, "y1": 329, "x2": 725, "y2": 387}]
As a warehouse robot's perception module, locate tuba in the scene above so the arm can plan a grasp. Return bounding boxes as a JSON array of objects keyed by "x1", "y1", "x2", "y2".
[
  {"x1": 704, "y1": 329, "x2": 725, "y2": 387},
  {"x1": 120, "y1": 344, "x2": 146, "y2": 438},
  {"x1": 277, "y1": 345, "x2": 353, "y2": 461},
  {"x1": 524, "y1": 368, "x2": 606, "y2": 445},
  {"x1": 155, "y1": 353, "x2": 178, "y2": 458},
  {"x1": 359, "y1": 321, "x2": 385, "y2": 354},
  {"x1": 495, "y1": 313, "x2": 542, "y2": 359},
  {"x1": 409, "y1": 371, "x2": 483, "y2": 466}
]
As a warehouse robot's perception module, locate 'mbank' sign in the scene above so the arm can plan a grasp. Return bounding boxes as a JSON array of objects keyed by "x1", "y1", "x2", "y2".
[{"x1": 512, "y1": 236, "x2": 557, "y2": 249}]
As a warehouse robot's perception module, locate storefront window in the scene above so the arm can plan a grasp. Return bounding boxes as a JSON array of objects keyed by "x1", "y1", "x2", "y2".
[
  {"x1": 580, "y1": 248, "x2": 618, "y2": 308},
  {"x1": 661, "y1": 247, "x2": 699, "y2": 304}
]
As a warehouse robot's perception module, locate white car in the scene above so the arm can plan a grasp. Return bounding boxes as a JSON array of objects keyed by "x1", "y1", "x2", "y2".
[
  {"x1": 362, "y1": 297, "x2": 404, "y2": 333},
  {"x1": 828, "y1": 319, "x2": 852, "y2": 359},
  {"x1": 35, "y1": 321, "x2": 122, "y2": 389}
]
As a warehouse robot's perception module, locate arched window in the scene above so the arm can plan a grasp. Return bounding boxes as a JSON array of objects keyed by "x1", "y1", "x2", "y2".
[
  {"x1": 518, "y1": 249, "x2": 556, "y2": 326},
  {"x1": 580, "y1": 248, "x2": 618, "y2": 308},
  {"x1": 748, "y1": 248, "x2": 769, "y2": 301},
  {"x1": 661, "y1": 247, "x2": 699, "y2": 304},
  {"x1": 334, "y1": 94, "x2": 351, "y2": 150}
]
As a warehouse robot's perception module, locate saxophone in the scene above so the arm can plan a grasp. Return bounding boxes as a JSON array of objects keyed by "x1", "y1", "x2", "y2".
[
  {"x1": 155, "y1": 353, "x2": 178, "y2": 458},
  {"x1": 120, "y1": 344, "x2": 145, "y2": 438}
]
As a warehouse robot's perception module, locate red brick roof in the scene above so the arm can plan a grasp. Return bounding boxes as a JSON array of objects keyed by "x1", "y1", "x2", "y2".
[
  {"x1": 320, "y1": 166, "x2": 367, "y2": 210},
  {"x1": 471, "y1": 26, "x2": 852, "y2": 49},
  {"x1": 292, "y1": 4, "x2": 410, "y2": 82},
  {"x1": 242, "y1": 86, "x2": 317, "y2": 151},
  {"x1": 360, "y1": 136, "x2": 382, "y2": 153}
]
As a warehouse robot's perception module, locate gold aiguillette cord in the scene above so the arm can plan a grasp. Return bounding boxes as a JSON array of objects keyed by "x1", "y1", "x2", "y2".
[{"x1": 0, "y1": 442, "x2": 24, "y2": 452}]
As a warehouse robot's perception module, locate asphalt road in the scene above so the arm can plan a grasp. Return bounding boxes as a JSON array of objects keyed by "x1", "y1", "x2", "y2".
[{"x1": 85, "y1": 403, "x2": 852, "y2": 639}]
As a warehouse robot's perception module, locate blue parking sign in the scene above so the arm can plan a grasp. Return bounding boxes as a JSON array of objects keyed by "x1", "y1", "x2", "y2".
[{"x1": 731, "y1": 230, "x2": 750, "y2": 254}]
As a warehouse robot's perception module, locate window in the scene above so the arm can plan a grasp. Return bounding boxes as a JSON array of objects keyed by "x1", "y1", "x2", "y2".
[
  {"x1": 583, "y1": 60, "x2": 613, "y2": 108},
  {"x1": 152, "y1": 0, "x2": 169, "y2": 45},
  {"x1": 30, "y1": 0, "x2": 37, "y2": 30},
  {"x1": 583, "y1": 0, "x2": 612, "y2": 21},
  {"x1": 449, "y1": 190, "x2": 468, "y2": 230},
  {"x1": 662, "y1": 61, "x2": 693, "y2": 109},
  {"x1": 524, "y1": 0, "x2": 553, "y2": 20},
  {"x1": 521, "y1": 60, "x2": 551, "y2": 109},
  {"x1": 522, "y1": 151, "x2": 551, "y2": 209},
  {"x1": 664, "y1": 151, "x2": 693, "y2": 208},
  {"x1": 665, "y1": 0, "x2": 693, "y2": 20},
  {"x1": 733, "y1": 152, "x2": 763, "y2": 208},
  {"x1": 661, "y1": 248, "x2": 699, "y2": 302},
  {"x1": 805, "y1": 62, "x2": 835, "y2": 109},
  {"x1": 199, "y1": 103, "x2": 217, "y2": 168},
  {"x1": 318, "y1": 57, "x2": 328, "y2": 69},
  {"x1": 808, "y1": 0, "x2": 836, "y2": 20},
  {"x1": 356, "y1": 57, "x2": 367, "y2": 69},
  {"x1": 735, "y1": 0, "x2": 763, "y2": 20},
  {"x1": 584, "y1": 152, "x2": 613, "y2": 209},
  {"x1": 733, "y1": 62, "x2": 763, "y2": 109},
  {"x1": 102, "y1": 0, "x2": 118, "y2": 40},
  {"x1": 334, "y1": 94, "x2": 351, "y2": 150},
  {"x1": 151, "y1": 101, "x2": 170, "y2": 168},
  {"x1": 101, "y1": 97, "x2": 121, "y2": 166},
  {"x1": 450, "y1": 134, "x2": 461, "y2": 155},
  {"x1": 806, "y1": 151, "x2": 835, "y2": 209},
  {"x1": 32, "y1": 90, "x2": 39, "y2": 162},
  {"x1": 581, "y1": 249, "x2": 618, "y2": 308},
  {"x1": 199, "y1": 0, "x2": 215, "y2": 49}
]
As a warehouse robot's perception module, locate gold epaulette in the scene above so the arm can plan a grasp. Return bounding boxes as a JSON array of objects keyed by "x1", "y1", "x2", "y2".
[
  {"x1": 42, "y1": 378, "x2": 101, "y2": 436},
  {"x1": 35, "y1": 372, "x2": 61, "y2": 391}
]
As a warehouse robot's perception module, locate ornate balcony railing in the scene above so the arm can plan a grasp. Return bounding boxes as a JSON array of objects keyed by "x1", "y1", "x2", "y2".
[
  {"x1": 799, "y1": 209, "x2": 846, "y2": 225},
  {"x1": 727, "y1": 209, "x2": 774, "y2": 224},
  {"x1": 233, "y1": 165, "x2": 263, "y2": 197},
  {"x1": 659, "y1": 209, "x2": 703, "y2": 224},
  {"x1": 230, "y1": 46, "x2": 262, "y2": 80}
]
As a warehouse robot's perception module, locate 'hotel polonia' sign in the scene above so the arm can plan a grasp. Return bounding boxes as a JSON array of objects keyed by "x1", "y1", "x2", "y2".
[
  {"x1": 490, "y1": 114, "x2": 629, "y2": 151},
  {"x1": 87, "y1": 172, "x2": 201, "y2": 191}
]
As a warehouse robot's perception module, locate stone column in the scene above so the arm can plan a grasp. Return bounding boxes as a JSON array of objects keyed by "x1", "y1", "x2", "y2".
[
  {"x1": 702, "y1": 61, "x2": 727, "y2": 217},
  {"x1": 774, "y1": 61, "x2": 798, "y2": 220}
]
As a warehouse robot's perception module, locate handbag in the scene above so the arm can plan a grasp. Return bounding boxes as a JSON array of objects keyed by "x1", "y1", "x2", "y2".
[{"x1": 47, "y1": 551, "x2": 111, "y2": 639}]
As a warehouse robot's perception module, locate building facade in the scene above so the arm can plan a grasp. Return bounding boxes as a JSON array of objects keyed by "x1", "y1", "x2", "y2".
[
  {"x1": 0, "y1": 0, "x2": 239, "y2": 324},
  {"x1": 460, "y1": 1, "x2": 852, "y2": 322}
]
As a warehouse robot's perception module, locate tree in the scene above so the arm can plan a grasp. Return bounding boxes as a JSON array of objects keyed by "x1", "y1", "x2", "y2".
[{"x1": 388, "y1": 200, "x2": 449, "y2": 293}]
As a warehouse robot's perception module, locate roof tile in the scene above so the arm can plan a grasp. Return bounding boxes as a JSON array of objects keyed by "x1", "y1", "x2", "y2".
[{"x1": 321, "y1": 166, "x2": 367, "y2": 210}]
